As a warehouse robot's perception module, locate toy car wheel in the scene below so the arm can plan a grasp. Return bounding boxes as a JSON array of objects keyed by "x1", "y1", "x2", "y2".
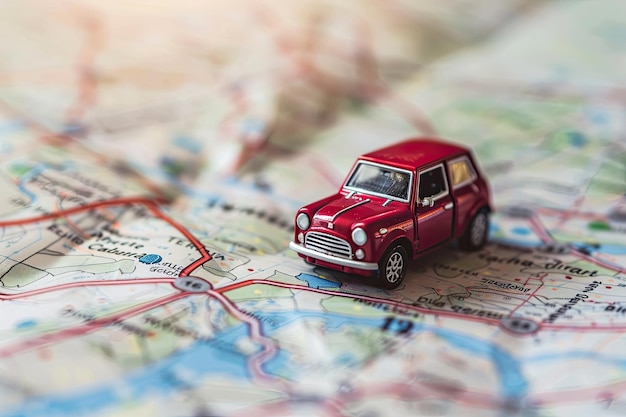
[
  {"x1": 460, "y1": 208, "x2": 489, "y2": 250},
  {"x1": 377, "y1": 244, "x2": 407, "y2": 289}
]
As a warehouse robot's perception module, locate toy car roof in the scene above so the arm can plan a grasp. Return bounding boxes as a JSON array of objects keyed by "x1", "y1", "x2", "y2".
[{"x1": 358, "y1": 138, "x2": 468, "y2": 171}]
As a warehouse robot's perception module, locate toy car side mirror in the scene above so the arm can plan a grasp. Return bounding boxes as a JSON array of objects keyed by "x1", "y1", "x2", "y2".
[{"x1": 419, "y1": 197, "x2": 435, "y2": 208}]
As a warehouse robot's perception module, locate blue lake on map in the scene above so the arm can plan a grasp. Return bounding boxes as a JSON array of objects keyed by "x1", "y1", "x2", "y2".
[{"x1": 295, "y1": 273, "x2": 341, "y2": 289}]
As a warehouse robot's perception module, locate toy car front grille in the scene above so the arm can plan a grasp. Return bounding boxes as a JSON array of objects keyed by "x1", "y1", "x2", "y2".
[{"x1": 305, "y1": 232, "x2": 352, "y2": 259}]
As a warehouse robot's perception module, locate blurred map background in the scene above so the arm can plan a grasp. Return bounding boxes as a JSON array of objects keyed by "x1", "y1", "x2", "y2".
[{"x1": 0, "y1": 0, "x2": 625, "y2": 415}]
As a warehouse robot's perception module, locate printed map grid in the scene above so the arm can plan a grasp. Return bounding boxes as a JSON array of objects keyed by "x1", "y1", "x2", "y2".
[{"x1": 0, "y1": 0, "x2": 625, "y2": 416}]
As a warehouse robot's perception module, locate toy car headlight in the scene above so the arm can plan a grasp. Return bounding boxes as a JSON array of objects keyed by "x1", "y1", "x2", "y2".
[
  {"x1": 296, "y1": 213, "x2": 310, "y2": 231},
  {"x1": 352, "y1": 227, "x2": 367, "y2": 246}
]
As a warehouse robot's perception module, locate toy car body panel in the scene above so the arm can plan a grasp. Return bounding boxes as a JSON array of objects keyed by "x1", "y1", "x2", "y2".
[{"x1": 289, "y1": 138, "x2": 491, "y2": 289}]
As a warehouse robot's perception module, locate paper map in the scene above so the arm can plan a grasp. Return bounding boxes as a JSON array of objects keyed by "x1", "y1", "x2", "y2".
[{"x1": 0, "y1": 0, "x2": 625, "y2": 416}]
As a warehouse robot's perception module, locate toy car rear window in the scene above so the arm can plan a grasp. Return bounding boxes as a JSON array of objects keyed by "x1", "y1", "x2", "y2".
[{"x1": 448, "y1": 156, "x2": 477, "y2": 188}]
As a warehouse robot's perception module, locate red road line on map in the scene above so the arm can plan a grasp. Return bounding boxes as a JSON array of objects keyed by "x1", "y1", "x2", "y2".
[
  {"x1": 0, "y1": 197, "x2": 158, "y2": 227},
  {"x1": 530, "y1": 378, "x2": 626, "y2": 406},
  {"x1": 569, "y1": 247, "x2": 626, "y2": 274},
  {"x1": 63, "y1": 11, "x2": 103, "y2": 126},
  {"x1": 0, "y1": 196, "x2": 212, "y2": 276},
  {"x1": 54, "y1": 200, "x2": 93, "y2": 240},
  {"x1": 529, "y1": 212, "x2": 626, "y2": 273},
  {"x1": 0, "y1": 292, "x2": 189, "y2": 358},
  {"x1": 139, "y1": 202, "x2": 212, "y2": 276},
  {"x1": 216, "y1": 279, "x2": 505, "y2": 327},
  {"x1": 535, "y1": 206, "x2": 604, "y2": 221},
  {"x1": 541, "y1": 322, "x2": 626, "y2": 331},
  {"x1": 507, "y1": 274, "x2": 546, "y2": 318},
  {"x1": 529, "y1": 215, "x2": 554, "y2": 245},
  {"x1": 259, "y1": 5, "x2": 436, "y2": 136},
  {"x1": 217, "y1": 278, "x2": 626, "y2": 411},
  {"x1": 554, "y1": 194, "x2": 586, "y2": 230},
  {"x1": 5, "y1": 270, "x2": 626, "y2": 337},
  {"x1": 6, "y1": 268, "x2": 626, "y2": 411},
  {"x1": 1, "y1": 277, "x2": 278, "y2": 386},
  {"x1": 341, "y1": 381, "x2": 502, "y2": 410},
  {"x1": 0, "y1": 278, "x2": 174, "y2": 300},
  {"x1": 219, "y1": 278, "x2": 626, "y2": 334},
  {"x1": 209, "y1": 289, "x2": 286, "y2": 390}
]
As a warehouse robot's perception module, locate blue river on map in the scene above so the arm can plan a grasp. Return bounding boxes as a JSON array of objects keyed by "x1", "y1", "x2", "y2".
[
  {"x1": 16, "y1": 163, "x2": 47, "y2": 204},
  {"x1": 529, "y1": 350, "x2": 626, "y2": 369},
  {"x1": 2, "y1": 309, "x2": 527, "y2": 416},
  {"x1": 16, "y1": 162, "x2": 77, "y2": 205},
  {"x1": 574, "y1": 242, "x2": 626, "y2": 255}
]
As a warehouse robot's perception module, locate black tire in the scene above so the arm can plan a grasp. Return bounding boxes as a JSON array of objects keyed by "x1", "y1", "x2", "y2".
[
  {"x1": 459, "y1": 208, "x2": 489, "y2": 251},
  {"x1": 376, "y1": 244, "x2": 408, "y2": 289}
]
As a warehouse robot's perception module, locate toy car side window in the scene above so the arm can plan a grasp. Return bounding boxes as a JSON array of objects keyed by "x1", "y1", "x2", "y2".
[
  {"x1": 418, "y1": 164, "x2": 448, "y2": 200},
  {"x1": 448, "y1": 156, "x2": 477, "y2": 189}
]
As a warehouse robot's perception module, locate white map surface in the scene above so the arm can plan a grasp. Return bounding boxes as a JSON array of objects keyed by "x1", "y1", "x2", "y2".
[{"x1": 0, "y1": 0, "x2": 625, "y2": 416}]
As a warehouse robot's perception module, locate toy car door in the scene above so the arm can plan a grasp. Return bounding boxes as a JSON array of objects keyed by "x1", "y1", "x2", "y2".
[
  {"x1": 415, "y1": 163, "x2": 454, "y2": 250},
  {"x1": 447, "y1": 155, "x2": 480, "y2": 235}
]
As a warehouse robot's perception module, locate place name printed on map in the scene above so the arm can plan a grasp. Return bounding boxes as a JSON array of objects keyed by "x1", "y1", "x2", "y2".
[
  {"x1": 48, "y1": 224, "x2": 85, "y2": 245},
  {"x1": 413, "y1": 296, "x2": 445, "y2": 308},
  {"x1": 88, "y1": 232, "x2": 148, "y2": 259},
  {"x1": 45, "y1": 223, "x2": 230, "y2": 268},
  {"x1": 543, "y1": 281, "x2": 601, "y2": 324},
  {"x1": 62, "y1": 307, "x2": 152, "y2": 338},
  {"x1": 10, "y1": 197, "x2": 52, "y2": 212},
  {"x1": 353, "y1": 298, "x2": 420, "y2": 319},
  {"x1": 167, "y1": 236, "x2": 227, "y2": 261},
  {"x1": 353, "y1": 297, "x2": 504, "y2": 320},
  {"x1": 83, "y1": 233, "x2": 227, "y2": 262},
  {"x1": 434, "y1": 263, "x2": 478, "y2": 276},
  {"x1": 46, "y1": 221, "x2": 225, "y2": 264},
  {"x1": 412, "y1": 296, "x2": 508, "y2": 319},
  {"x1": 150, "y1": 263, "x2": 184, "y2": 276},
  {"x1": 605, "y1": 304, "x2": 626, "y2": 314},
  {"x1": 478, "y1": 253, "x2": 599, "y2": 276},
  {"x1": 449, "y1": 306, "x2": 504, "y2": 319},
  {"x1": 480, "y1": 277, "x2": 530, "y2": 293},
  {"x1": 28, "y1": 172, "x2": 120, "y2": 204},
  {"x1": 29, "y1": 175, "x2": 91, "y2": 201},
  {"x1": 144, "y1": 315, "x2": 200, "y2": 339},
  {"x1": 241, "y1": 309, "x2": 280, "y2": 328},
  {"x1": 102, "y1": 223, "x2": 149, "y2": 241},
  {"x1": 62, "y1": 307, "x2": 205, "y2": 340},
  {"x1": 10, "y1": 196, "x2": 33, "y2": 208},
  {"x1": 48, "y1": 221, "x2": 152, "y2": 248},
  {"x1": 206, "y1": 200, "x2": 294, "y2": 231},
  {"x1": 61, "y1": 171, "x2": 121, "y2": 197}
]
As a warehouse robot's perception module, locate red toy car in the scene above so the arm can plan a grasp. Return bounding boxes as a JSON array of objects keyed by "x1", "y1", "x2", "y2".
[{"x1": 289, "y1": 138, "x2": 491, "y2": 289}]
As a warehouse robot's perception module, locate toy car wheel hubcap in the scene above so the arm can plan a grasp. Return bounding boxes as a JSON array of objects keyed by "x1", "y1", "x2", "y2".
[
  {"x1": 471, "y1": 213, "x2": 487, "y2": 247},
  {"x1": 385, "y1": 252, "x2": 403, "y2": 283}
]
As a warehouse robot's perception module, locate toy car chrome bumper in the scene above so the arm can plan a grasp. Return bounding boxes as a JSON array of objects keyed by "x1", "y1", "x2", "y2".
[{"x1": 289, "y1": 242, "x2": 379, "y2": 271}]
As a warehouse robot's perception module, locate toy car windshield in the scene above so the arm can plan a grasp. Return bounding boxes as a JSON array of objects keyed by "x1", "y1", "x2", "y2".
[{"x1": 344, "y1": 162, "x2": 411, "y2": 201}]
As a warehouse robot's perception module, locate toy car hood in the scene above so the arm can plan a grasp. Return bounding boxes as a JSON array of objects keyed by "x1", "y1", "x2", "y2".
[{"x1": 310, "y1": 193, "x2": 405, "y2": 230}]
